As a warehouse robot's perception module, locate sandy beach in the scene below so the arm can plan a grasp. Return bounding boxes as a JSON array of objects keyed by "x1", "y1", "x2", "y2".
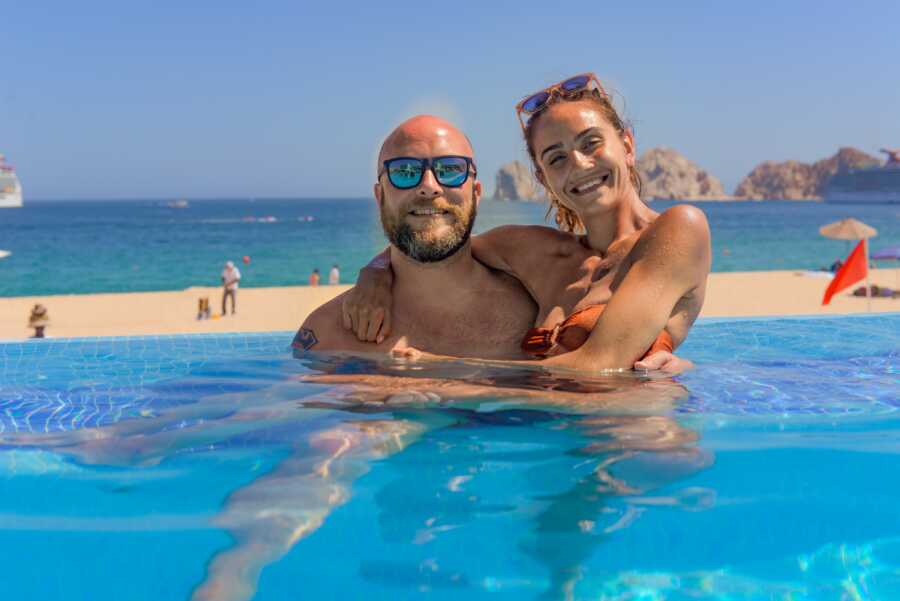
[{"x1": 1, "y1": 269, "x2": 898, "y2": 341}]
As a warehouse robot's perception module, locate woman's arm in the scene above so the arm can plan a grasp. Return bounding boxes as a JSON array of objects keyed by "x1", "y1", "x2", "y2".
[
  {"x1": 544, "y1": 205, "x2": 711, "y2": 371},
  {"x1": 341, "y1": 248, "x2": 394, "y2": 342},
  {"x1": 471, "y1": 224, "x2": 565, "y2": 278}
]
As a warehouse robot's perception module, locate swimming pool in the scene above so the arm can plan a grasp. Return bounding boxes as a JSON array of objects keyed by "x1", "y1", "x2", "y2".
[{"x1": 0, "y1": 314, "x2": 897, "y2": 600}]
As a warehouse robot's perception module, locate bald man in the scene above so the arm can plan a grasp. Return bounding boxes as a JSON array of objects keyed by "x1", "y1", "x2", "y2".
[{"x1": 296, "y1": 115, "x2": 537, "y2": 358}]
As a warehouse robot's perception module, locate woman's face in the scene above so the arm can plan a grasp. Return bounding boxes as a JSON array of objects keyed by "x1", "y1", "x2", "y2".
[{"x1": 530, "y1": 99, "x2": 635, "y2": 219}]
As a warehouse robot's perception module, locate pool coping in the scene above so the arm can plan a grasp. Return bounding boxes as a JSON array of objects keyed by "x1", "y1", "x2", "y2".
[{"x1": 1, "y1": 312, "x2": 898, "y2": 346}]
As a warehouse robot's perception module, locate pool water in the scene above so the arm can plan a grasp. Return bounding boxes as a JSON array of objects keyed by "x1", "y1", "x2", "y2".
[{"x1": 0, "y1": 315, "x2": 898, "y2": 600}]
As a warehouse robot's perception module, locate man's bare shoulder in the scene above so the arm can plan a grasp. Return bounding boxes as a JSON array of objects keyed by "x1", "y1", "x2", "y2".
[{"x1": 293, "y1": 292, "x2": 374, "y2": 354}]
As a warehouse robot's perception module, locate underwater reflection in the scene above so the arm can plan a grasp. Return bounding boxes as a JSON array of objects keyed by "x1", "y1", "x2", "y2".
[{"x1": 0, "y1": 356, "x2": 706, "y2": 601}]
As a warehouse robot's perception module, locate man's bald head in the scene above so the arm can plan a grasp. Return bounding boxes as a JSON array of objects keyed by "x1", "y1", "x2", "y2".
[
  {"x1": 377, "y1": 115, "x2": 474, "y2": 173},
  {"x1": 374, "y1": 115, "x2": 481, "y2": 264}
]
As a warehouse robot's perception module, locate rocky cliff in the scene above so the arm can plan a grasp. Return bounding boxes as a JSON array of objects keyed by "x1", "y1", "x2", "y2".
[
  {"x1": 636, "y1": 147, "x2": 728, "y2": 200},
  {"x1": 493, "y1": 161, "x2": 541, "y2": 201},
  {"x1": 493, "y1": 150, "x2": 728, "y2": 202},
  {"x1": 735, "y1": 147, "x2": 880, "y2": 200}
]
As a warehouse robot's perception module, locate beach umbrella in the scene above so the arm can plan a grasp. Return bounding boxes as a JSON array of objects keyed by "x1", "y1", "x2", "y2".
[
  {"x1": 819, "y1": 218, "x2": 878, "y2": 311},
  {"x1": 819, "y1": 218, "x2": 878, "y2": 240},
  {"x1": 872, "y1": 245, "x2": 900, "y2": 288}
]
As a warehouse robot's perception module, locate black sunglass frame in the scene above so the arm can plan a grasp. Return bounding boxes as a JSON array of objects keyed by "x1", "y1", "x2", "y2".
[{"x1": 379, "y1": 156, "x2": 477, "y2": 190}]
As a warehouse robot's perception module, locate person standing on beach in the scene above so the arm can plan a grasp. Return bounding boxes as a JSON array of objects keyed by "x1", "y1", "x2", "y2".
[
  {"x1": 28, "y1": 304, "x2": 50, "y2": 338},
  {"x1": 328, "y1": 264, "x2": 340, "y2": 285},
  {"x1": 309, "y1": 269, "x2": 320, "y2": 286},
  {"x1": 221, "y1": 261, "x2": 240, "y2": 315}
]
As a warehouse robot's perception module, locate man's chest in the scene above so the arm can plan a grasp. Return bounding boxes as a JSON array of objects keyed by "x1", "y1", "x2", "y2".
[{"x1": 393, "y1": 289, "x2": 537, "y2": 359}]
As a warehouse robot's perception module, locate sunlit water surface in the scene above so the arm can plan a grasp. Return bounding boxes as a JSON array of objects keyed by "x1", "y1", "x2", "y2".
[{"x1": 0, "y1": 314, "x2": 898, "y2": 600}]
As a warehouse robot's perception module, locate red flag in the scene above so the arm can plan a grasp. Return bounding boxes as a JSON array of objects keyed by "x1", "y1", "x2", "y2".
[{"x1": 822, "y1": 240, "x2": 868, "y2": 305}]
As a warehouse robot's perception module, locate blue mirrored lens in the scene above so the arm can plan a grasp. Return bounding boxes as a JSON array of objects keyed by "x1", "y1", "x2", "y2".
[
  {"x1": 387, "y1": 159, "x2": 424, "y2": 188},
  {"x1": 433, "y1": 158, "x2": 468, "y2": 187},
  {"x1": 522, "y1": 91, "x2": 550, "y2": 113},
  {"x1": 560, "y1": 75, "x2": 590, "y2": 92}
]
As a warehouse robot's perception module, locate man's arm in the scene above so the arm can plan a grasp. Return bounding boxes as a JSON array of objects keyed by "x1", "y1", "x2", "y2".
[
  {"x1": 296, "y1": 292, "x2": 394, "y2": 355},
  {"x1": 544, "y1": 205, "x2": 710, "y2": 371}
]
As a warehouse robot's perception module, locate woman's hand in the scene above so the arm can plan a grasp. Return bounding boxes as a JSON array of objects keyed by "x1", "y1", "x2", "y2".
[
  {"x1": 341, "y1": 253, "x2": 394, "y2": 343},
  {"x1": 390, "y1": 343, "x2": 448, "y2": 363},
  {"x1": 634, "y1": 351, "x2": 694, "y2": 374}
]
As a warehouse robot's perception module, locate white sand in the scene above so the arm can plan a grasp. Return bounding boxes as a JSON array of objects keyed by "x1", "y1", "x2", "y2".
[{"x1": 1, "y1": 269, "x2": 898, "y2": 340}]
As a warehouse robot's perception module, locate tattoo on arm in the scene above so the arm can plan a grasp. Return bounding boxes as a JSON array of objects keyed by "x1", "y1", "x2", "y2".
[{"x1": 292, "y1": 327, "x2": 319, "y2": 352}]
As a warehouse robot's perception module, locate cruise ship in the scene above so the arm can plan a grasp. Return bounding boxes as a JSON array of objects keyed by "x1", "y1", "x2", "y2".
[
  {"x1": 825, "y1": 148, "x2": 900, "y2": 204},
  {"x1": 0, "y1": 154, "x2": 23, "y2": 208}
]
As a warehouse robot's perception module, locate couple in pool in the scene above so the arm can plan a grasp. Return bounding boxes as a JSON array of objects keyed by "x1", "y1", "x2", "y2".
[{"x1": 296, "y1": 73, "x2": 711, "y2": 373}]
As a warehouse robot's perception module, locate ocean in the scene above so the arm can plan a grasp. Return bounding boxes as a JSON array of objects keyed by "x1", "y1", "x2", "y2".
[{"x1": 1, "y1": 198, "x2": 898, "y2": 297}]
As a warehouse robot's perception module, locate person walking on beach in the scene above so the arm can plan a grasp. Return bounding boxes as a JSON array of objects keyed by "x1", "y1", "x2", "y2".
[
  {"x1": 309, "y1": 268, "x2": 320, "y2": 286},
  {"x1": 28, "y1": 304, "x2": 50, "y2": 338},
  {"x1": 328, "y1": 264, "x2": 340, "y2": 285},
  {"x1": 221, "y1": 261, "x2": 241, "y2": 315}
]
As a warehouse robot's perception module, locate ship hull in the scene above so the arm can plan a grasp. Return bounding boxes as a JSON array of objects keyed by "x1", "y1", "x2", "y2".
[
  {"x1": 0, "y1": 186, "x2": 22, "y2": 208},
  {"x1": 825, "y1": 167, "x2": 900, "y2": 204},
  {"x1": 0, "y1": 191, "x2": 22, "y2": 208},
  {"x1": 824, "y1": 191, "x2": 900, "y2": 204},
  {"x1": 0, "y1": 169, "x2": 22, "y2": 208}
]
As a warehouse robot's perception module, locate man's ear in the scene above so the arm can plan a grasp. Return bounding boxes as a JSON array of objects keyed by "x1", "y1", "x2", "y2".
[
  {"x1": 472, "y1": 179, "x2": 482, "y2": 208},
  {"x1": 374, "y1": 182, "x2": 384, "y2": 209},
  {"x1": 622, "y1": 130, "x2": 636, "y2": 167}
]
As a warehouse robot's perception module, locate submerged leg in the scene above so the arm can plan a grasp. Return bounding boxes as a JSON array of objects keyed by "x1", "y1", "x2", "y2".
[{"x1": 189, "y1": 418, "x2": 426, "y2": 601}]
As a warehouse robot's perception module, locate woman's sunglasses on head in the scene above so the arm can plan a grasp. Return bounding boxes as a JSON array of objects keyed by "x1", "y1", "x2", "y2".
[
  {"x1": 515, "y1": 72, "x2": 608, "y2": 130},
  {"x1": 380, "y1": 156, "x2": 477, "y2": 190}
]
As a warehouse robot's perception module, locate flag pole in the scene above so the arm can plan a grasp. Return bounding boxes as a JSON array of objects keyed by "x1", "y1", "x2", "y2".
[{"x1": 864, "y1": 237, "x2": 871, "y2": 312}]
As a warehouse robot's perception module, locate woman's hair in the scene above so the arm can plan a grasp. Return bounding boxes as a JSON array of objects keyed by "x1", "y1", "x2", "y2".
[{"x1": 523, "y1": 89, "x2": 642, "y2": 233}]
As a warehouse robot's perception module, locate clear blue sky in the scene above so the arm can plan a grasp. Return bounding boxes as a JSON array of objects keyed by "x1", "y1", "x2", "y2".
[{"x1": 3, "y1": 0, "x2": 899, "y2": 200}]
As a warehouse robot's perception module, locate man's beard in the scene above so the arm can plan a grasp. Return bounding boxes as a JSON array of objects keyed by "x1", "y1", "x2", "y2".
[{"x1": 381, "y1": 195, "x2": 477, "y2": 263}]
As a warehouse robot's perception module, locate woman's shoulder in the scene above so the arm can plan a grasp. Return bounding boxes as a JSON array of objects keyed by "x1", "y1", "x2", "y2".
[
  {"x1": 639, "y1": 205, "x2": 710, "y2": 250},
  {"x1": 654, "y1": 204, "x2": 709, "y2": 234},
  {"x1": 635, "y1": 204, "x2": 711, "y2": 274}
]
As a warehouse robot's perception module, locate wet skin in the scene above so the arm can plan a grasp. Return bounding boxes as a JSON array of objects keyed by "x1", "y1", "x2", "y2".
[
  {"x1": 302, "y1": 115, "x2": 537, "y2": 360},
  {"x1": 344, "y1": 103, "x2": 710, "y2": 370}
]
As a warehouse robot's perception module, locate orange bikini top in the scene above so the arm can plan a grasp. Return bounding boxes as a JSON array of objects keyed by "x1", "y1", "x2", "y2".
[{"x1": 521, "y1": 304, "x2": 674, "y2": 360}]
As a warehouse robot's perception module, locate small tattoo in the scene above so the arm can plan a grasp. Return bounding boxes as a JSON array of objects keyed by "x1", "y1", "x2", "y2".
[{"x1": 292, "y1": 327, "x2": 319, "y2": 351}]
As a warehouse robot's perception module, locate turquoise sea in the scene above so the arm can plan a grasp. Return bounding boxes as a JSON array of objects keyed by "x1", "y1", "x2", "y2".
[{"x1": 1, "y1": 198, "x2": 899, "y2": 297}]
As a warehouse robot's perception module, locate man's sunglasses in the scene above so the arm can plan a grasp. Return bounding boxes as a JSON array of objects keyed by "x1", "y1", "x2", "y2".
[
  {"x1": 515, "y1": 72, "x2": 607, "y2": 130},
  {"x1": 379, "y1": 156, "x2": 477, "y2": 190}
]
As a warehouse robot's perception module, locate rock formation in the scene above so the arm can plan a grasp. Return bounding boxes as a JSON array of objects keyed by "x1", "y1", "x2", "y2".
[
  {"x1": 493, "y1": 161, "x2": 541, "y2": 201},
  {"x1": 733, "y1": 160, "x2": 817, "y2": 200},
  {"x1": 735, "y1": 147, "x2": 880, "y2": 200},
  {"x1": 636, "y1": 147, "x2": 728, "y2": 200}
]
